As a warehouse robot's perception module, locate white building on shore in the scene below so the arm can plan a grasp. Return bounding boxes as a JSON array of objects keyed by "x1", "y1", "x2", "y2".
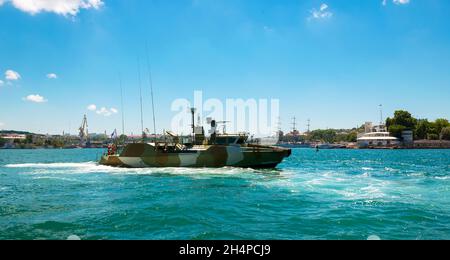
[
  {"x1": 357, "y1": 122, "x2": 399, "y2": 148},
  {"x1": 0, "y1": 133, "x2": 27, "y2": 141}
]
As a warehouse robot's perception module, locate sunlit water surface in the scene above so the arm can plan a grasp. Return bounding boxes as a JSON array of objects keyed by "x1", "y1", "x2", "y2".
[{"x1": 1, "y1": 149, "x2": 450, "y2": 240}]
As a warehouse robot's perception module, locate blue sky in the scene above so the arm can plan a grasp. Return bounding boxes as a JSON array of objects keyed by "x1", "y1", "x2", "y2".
[{"x1": 1, "y1": 0, "x2": 450, "y2": 135}]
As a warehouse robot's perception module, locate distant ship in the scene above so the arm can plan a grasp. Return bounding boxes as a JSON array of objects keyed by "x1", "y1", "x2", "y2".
[
  {"x1": 100, "y1": 112, "x2": 291, "y2": 169},
  {"x1": 315, "y1": 143, "x2": 347, "y2": 149},
  {"x1": 276, "y1": 117, "x2": 312, "y2": 148}
]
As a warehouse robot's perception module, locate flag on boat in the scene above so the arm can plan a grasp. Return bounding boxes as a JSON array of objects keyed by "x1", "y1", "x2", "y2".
[{"x1": 111, "y1": 129, "x2": 118, "y2": 140}]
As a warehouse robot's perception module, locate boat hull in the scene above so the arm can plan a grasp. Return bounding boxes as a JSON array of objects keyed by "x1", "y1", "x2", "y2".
[{"x1": 100, "y1": 143, "x2": 291, "y2": 169}]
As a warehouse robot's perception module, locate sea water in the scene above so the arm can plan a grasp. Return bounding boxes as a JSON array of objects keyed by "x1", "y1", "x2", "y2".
[{"x1": 1, "y1": 148, "x2": 449, "y2": 240}]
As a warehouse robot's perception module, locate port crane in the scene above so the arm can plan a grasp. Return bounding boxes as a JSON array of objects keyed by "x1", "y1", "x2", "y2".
[{"x1": 79, "y1": 114, "x2": 89, "y2": 146}]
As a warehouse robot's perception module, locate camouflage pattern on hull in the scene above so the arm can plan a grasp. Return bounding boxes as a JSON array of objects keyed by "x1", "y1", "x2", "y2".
[{"x1": 100, "y1": 143, "x2": 291, "y2": 168}]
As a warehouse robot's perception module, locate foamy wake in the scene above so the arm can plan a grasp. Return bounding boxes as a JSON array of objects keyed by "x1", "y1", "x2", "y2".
[
  {"x1": 4, "y1": 162, "x2": 431, "y2": 203},
  {"x1": 257, "y1": 168, "x2": 393, "y2": 201},
  {"x1": 5, "y1": 162, "x2": 98, "y2": 169},
  {"x1": 3, "y1": 162, "x2": 263, "y2": 176}
]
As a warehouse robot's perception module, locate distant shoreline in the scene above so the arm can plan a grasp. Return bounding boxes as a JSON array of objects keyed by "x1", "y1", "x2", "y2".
[
  {"x1": 1, "y1": 147, "x2": 450, "y2": 151},
  {"x1": 0, "y1": 147, "x2": 105, "y2": 150}
]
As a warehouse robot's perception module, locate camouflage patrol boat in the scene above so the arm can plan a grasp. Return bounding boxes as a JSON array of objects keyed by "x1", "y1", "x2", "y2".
[{"x1": 100, "y1": 118, "x2": 291, "y2": 169}]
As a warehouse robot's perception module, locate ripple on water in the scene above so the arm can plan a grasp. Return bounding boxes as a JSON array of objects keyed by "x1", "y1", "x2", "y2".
[{"x1": 1, "y1": 149, "x2": 450, "y2": 240}]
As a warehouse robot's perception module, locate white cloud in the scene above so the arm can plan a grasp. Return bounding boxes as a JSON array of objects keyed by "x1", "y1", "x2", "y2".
[
  {"x1": 23, "y1": 94, "x2": 47, "y2": 103},
  {"x1": 96, "y1": 107, "x2": 111, "y2": 116},
  {"x1": 87, "y1": 104, "x2": 97, "y2": 111},
  {"x1": 383, "y1": 0, "x2": 410, "y2": 6},
  {"x1": 0, "y1": 122, "x2": 4, "y2": 127},
  {"x1": 96, "y1": 107, "x2": 109, "y2": 116},
  {"x1": 309, "y1": 3, "x2": 333, "y2": 20},
  {"x1": 393, "y1": 0, "x2": 410, "y2": 5},
  {"x1": 46, "y1": 73, "x2": 58, "y2": 79},
  {"x1": 1, "y1": 0, "x2": 104, "y2": 16},
  {"x1": 0, "y1": 80, "x2": 4, "y2": 86},
  {"x1": 5, "y1": 70, "x2": 21, "y2": 81},
  {"x1": 88, "y1": 105, "x2": 118, "y2": 117}
]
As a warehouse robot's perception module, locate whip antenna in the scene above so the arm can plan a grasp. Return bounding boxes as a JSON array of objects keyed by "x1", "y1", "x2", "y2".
[
  {"x1": 137, "y1": 57, "x2": 144, "y2": 141},
  {"x1": 146, "y1": 42, "x2": 157, "y2": 143}
]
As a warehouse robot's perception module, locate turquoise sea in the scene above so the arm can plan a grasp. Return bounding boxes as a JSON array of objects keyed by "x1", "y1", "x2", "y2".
[{"x1": 1, "y1": 148, "x2": 450, "y2": 240}]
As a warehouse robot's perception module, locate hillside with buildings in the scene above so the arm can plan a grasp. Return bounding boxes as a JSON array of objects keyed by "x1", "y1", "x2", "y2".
[
  {"x1": 2, "y1": 110, "x2": 450, "y2": 150},
  {"x1": 278, "y1": 110, "x2": 450, "y2": 149}
]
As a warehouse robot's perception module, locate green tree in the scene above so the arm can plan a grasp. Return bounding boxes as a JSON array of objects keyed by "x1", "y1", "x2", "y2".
[
  {"x1": 91, "y1": 134, "x2": 108, "y2": 142},
  {"x1": 51, "y1": 139, "x2": 65, "y2": 148},
  {"x1": 386, "y1": 110, "x2": 417, "y2": 139},
  {"x1": 25, "y1": 134, "x2": 33, "y2": 144},
  {"x1": 428, "y1": 133, "x2": 440, "y2": 140},
  {"x1": 34, "y1": 138, "x2": 45, "y2": 147},
  {"x1": 388, "y1": 125, "x2": 406, "y2": 139},
  {"x1": 415, "y1": 119, "x2": 430, "y2": 140},
  {"x1": 118, "y1": 134, "x2": 128, "y2": 144},
  {"x1": 386, "y1": 110, "x2": 417, "y2": 130},
  {"x1": 434, "y1": 119, "x2": 450, "y2": 135},
  {"x1": 441, "y1": 127, "x2": 450, "y2": 141},
  {"x1": 334, "y1": 131, "x2": 358, "y2": 143},
  {"x1": 309, "y1": 129, "x2": 337, "y2": 143},
  {"x1": 346, "y1": 131, "x2": 358, "y2": 142},
  {"x1": 0, "y1": 137, "x2": 6, "y2": 147}
]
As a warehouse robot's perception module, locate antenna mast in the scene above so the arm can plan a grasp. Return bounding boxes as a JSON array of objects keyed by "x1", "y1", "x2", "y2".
[
  {"x1": 137, "y1": 57, "x2": 144, "y2": 141},
  {"x1": 277, "y1": 117, "x2": 282, "y2": 132},
  {"x1": 379, "y1": 104, "x2": 383, "y2": 126},
  {"x1": 292, "y1": 117, "x2": 297, "y2": 133},
  {"x1": 145, "y1": 43, "x2": 157, "y2": 142},
  {"x1": 276, "y1": 117, "x2": 282, "y2": 141},
  {"x1": 191, "y1": 108, "x2": 196, "y2": 142},
  {"x1": 120, "y1": 74, "x2": 125, "y2": 136}
]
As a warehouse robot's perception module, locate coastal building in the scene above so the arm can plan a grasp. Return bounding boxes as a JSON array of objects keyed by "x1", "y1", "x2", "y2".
[
  {"x1": 0, "y1": 133, "x2": 26, "y2": 141},
  {"x1": 0, "y1": 133, "x2": 27, "y2": 149},
  {"x1": 402, "y1": 130, "x2": 414, "y2": 146},
  {"x1": 357, "y1": 122, "x2": 399, "y2": 148}
]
